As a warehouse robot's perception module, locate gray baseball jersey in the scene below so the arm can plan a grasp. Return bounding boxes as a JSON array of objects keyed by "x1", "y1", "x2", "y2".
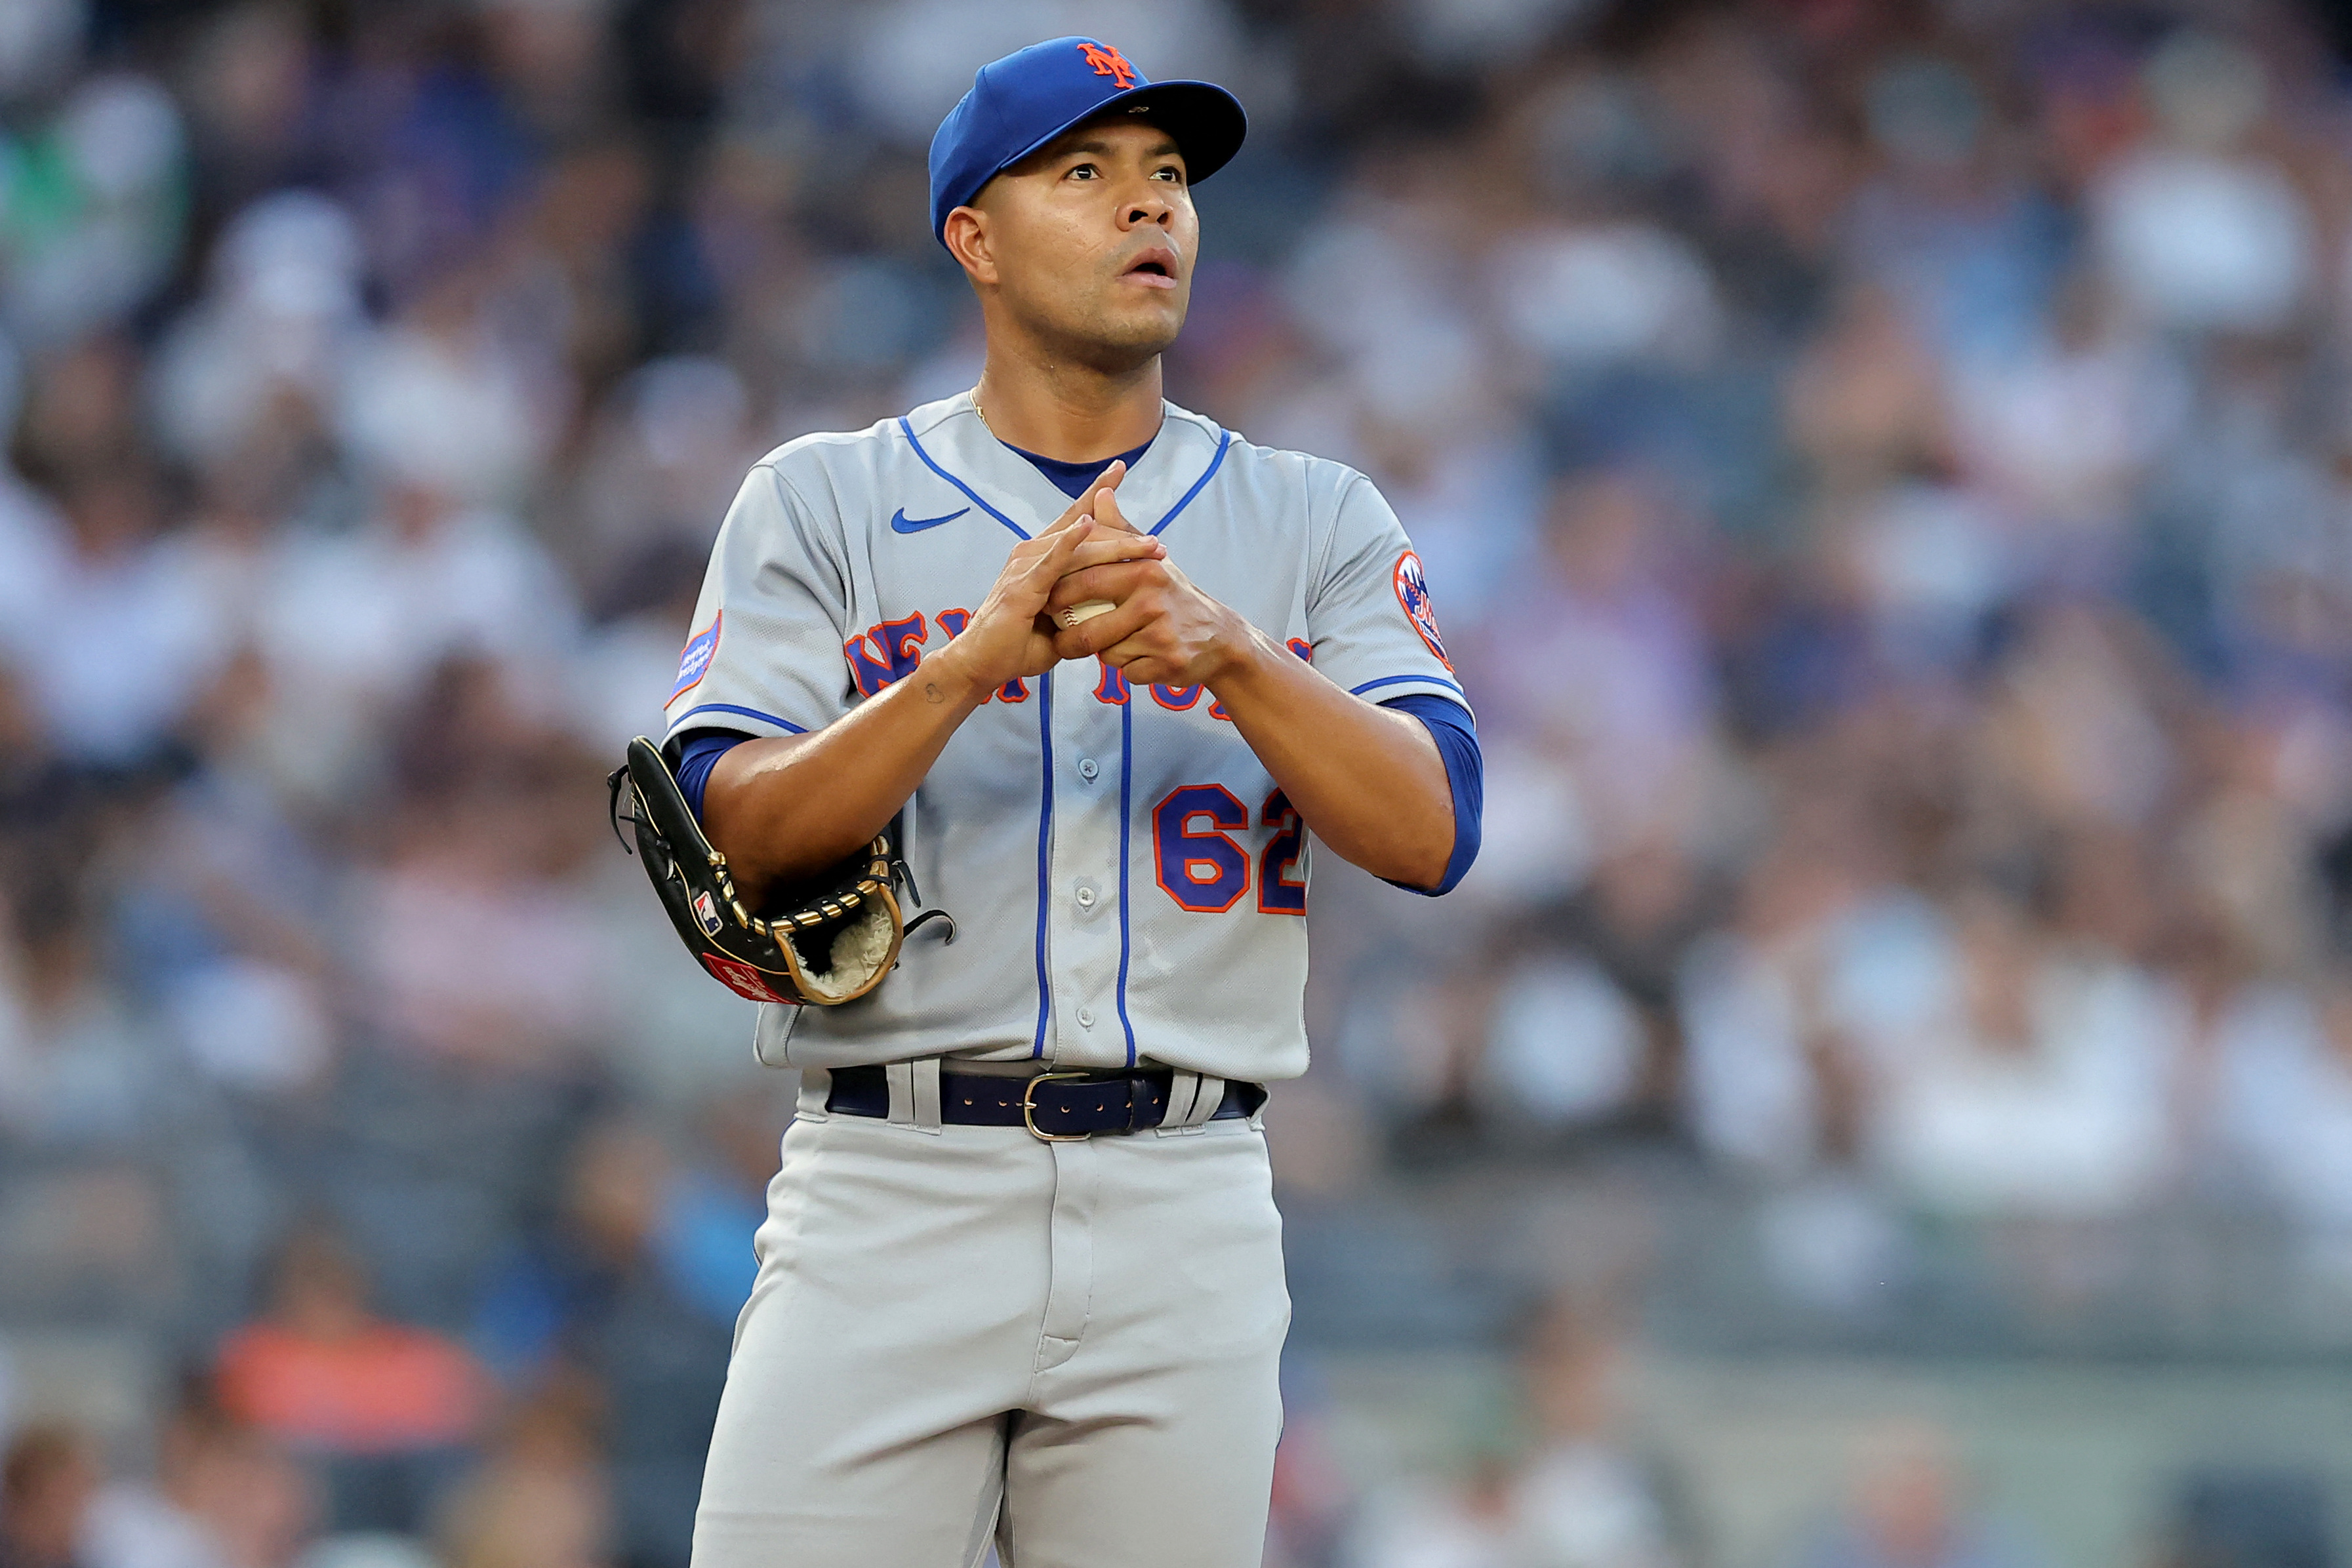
[{"x1": 661, "y1": 391, "x2": 1465, "y2": 1082}]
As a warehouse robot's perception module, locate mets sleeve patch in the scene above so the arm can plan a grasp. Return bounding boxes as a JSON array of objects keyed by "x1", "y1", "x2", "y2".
[{"x1": 1392, "y1": 552, "x2": 1451, "y2": 670}]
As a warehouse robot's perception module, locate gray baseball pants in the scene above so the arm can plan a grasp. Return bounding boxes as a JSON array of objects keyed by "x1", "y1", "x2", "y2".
[{"x1": 689, "y1": 1062, "x2": 1289, "y2": 1568}]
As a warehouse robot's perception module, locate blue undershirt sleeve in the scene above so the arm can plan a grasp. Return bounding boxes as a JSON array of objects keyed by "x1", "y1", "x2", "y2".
[
  {"x1": 1378, "y1": 694, "x2": 1482, "y2": 896},
  {"x1": 673, "y1": 729, "x2": 752, "y2": 823}
]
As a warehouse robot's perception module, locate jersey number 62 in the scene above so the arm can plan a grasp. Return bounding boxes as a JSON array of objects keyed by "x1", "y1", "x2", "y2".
[{"x1": 1152, "y1": 786, "x2": 1308, "y2": 915}]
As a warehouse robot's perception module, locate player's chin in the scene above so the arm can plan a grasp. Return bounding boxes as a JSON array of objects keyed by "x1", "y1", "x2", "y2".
[
  {"x1": 1123, "y1": 281, "x2": 1187, "y2": 328},
  {"x1": 1083, "y1": 292, "x2": 1185, "y2": 352},
  {"x1": 1068, "y1": 318, "x2": 1182, "y2": 374}
]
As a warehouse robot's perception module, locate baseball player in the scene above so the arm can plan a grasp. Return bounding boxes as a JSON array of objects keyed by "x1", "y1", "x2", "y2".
[{"x1": 661, "y1": 36, "x2": 1483, "y2": 1568}]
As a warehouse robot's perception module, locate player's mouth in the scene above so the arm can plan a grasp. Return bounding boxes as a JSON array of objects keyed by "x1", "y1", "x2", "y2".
[{"x1": 1120, "y1": 243, "x2": 1181, "y2": 291}]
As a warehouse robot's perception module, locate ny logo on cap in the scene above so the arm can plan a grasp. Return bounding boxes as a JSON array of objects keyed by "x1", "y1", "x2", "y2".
[{"x1": 1078, "y1": 40, "x2": 1138, "y2": 90}]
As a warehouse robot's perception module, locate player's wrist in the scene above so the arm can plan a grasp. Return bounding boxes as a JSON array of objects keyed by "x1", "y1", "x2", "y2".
[
  {"x1": 918, "y1": 641, "x2": 994, "y2": 711},
  {"x1": 1197, "y1": 610, "x2": 1275, "y2": 693}
]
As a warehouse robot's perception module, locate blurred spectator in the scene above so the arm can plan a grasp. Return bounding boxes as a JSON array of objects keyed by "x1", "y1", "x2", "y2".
[
  {"x1": 1476, "y1": 837, "x2": 1711, "y2": 1137},
  {"x1": 0, "y1": 338, "x2": 68, "y2": 650},
  {"x1": 0, "y1": 1423, "x2": 98, "y2": 1568},
  {"x1": 86, "y1": 1396, "x2": 314, "y2": 1568},
  {"x1": 649, "y1": 1095, "x2": 771, "y2": 1328},
  {"x1": 1789, "y1": 1422, "x2": 2040, "y2": 1568},
  {"x1": 17, "y1": 470, "x2": 229, "y2": 768},
  {"x1": 1347, "y1": 1459, "x2": 1522, "y2": 1568},
  {"x1": 0, "y1": 897, "x2": 169, "y2": 1156},
  {"x1": 437, "y1": 1378, "x2": 611, "y2": 1568},
  {"x1": 559, "y1": 357, "x2": 754, "y2": 599},
  {"x1": 356, "y1": 658, "x2": 607, "y2": 1074},
  {"x1": 1510, "y1": 1300, "x2": 1687, "y2": 1568},
  {"x1": 1869, "y1": 887, "x2": 2179, "y2": 1219},
  {"x1": 2093, "y1": 35, "x2": 2311, "y2": 338},
  {"x1": 2214, "y1": 970, "x2": 2352, "y2": 1279},
  {"x1": 1678, "y1": 833, "x2": 1866, "y2": 1179},
  {"x1": 474, "y1": 1123, "x2": 672, "y2": 1384},
  {"x1": 149, "y1": 193, "x2": 364, "y2": 475},
  {"x1": 473, "y1": 1118, "x2": 738, "y2": 1568},
  {"x1": 176, "y1": 5, "x2": 319, "y2": 217},
  {"x1": 2159, "y1": 1468, "x2": 2335, "y2": 1568},
  {"x1": 1475, "y1": 950, "x2": 1648, "y2": 1136},
  {"x1": 215, "y1": 1228, "x2": 487, "y2": 1534},
  {"x1": 1476, "y1": 471, "x2": 1715, "y2": 858},
  {"x1": 1347, "y1": 1297, "x2": 1688, "y2": 1568},
  {"x1": 0, "y1": 76, "x2": 188, "y2": 349},
  {"x1": 254, "y1": 490, "x2": 579, "y2": 801}
]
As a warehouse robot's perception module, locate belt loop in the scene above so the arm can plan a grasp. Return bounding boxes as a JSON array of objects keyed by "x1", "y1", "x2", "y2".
[
  {"x1": 1155, "y1": 1070, "x2": 1223, "y2": 1136},
  {"x1": 913, "y1": 1056, "x2": 943, "y2": 1131},
  {"x1": 795, "y1": 1066, "x2": 832, "y2": 1121},
  {"x1": 887, "y1": 1059, "x2": 944, "y2": 1135},
  {"x1": 1152, "y1": 1071, "x2": 1194, "y2": 1137}
]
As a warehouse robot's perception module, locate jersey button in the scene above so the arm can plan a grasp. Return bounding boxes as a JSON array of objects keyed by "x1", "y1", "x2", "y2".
[
  {"x1": 1076, "y1": 1007, "x2": 1096, "y2": 1028},
  {"x1": 1076, "y1": 885, "x2": 1097, "y2": 908},
  {"x1": 1078, "y1": 758, "x2": 1099, "y2": 781}
]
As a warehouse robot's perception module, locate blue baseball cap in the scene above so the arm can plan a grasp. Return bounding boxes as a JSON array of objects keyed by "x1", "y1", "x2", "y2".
[{"x1": 928, "y1": 37, "x2": 1247, "y2": 250}]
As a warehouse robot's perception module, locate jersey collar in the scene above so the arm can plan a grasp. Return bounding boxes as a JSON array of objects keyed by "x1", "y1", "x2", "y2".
[{"x1": 903, "y1": 392, "x2": 1220, "y2": 540}]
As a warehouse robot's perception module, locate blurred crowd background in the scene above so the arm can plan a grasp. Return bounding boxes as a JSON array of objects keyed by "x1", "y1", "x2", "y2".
[{"x1": 9, "y1": 0, "x2": 2352, "y2": 1565}]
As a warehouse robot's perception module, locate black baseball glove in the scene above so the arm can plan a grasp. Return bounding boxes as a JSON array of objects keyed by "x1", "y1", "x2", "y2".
[{"x1": 607, "y1": 736, "x2": 949, "y2": 1005}]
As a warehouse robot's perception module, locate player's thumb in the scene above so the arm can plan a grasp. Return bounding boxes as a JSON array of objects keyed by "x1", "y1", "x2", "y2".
[{"x1": 1092, "y1": 477, "x2": 1139, "y2": 534}]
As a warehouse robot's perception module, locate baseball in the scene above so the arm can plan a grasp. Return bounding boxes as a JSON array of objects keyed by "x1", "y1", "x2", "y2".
[{"x1": 1061, "y1": 599, "x2": 1116, "y2": 628}]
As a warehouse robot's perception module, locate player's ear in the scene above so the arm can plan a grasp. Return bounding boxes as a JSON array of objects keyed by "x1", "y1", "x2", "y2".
[{"x1": 943, "y1": 207, "x2": 998, "y2": 287}]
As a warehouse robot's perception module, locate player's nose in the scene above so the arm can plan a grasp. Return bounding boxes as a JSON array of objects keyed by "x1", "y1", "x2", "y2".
[{"x1": 1120, "y1": 191, "x2": 1175, "y2": 229}]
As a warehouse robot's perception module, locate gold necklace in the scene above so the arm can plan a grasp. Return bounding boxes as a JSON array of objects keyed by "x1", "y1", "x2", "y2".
[{"x1": 973, "y1": 389, "x2": 992, "y2": 435}]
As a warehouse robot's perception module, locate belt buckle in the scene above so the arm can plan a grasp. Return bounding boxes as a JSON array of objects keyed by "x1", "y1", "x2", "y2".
[{"x1": 1021, "y1": 1071, "x2": 1095, "y2": 1142}]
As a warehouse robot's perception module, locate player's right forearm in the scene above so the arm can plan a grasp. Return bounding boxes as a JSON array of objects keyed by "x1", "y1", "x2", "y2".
[{"x1": 700, "y1": 648, "x2": 992, "y2": 906}]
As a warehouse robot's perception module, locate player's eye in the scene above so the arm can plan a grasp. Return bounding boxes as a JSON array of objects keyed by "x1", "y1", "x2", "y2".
[
  {"x1": 1152, "y1": 165, "x2": 1185, "y2": 184},
  {"x1": 1066, "y1": 163, "x2": 1099, "y2": 181}
]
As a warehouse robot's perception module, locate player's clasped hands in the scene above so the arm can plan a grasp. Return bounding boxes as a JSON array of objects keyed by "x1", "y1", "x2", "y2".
[
  {"x1": 931, "y1": 461, "x2": 1170, "y2": 696},
  {"x1": 1044, "y1": 475, "x2": 1244, "y2": 688}
]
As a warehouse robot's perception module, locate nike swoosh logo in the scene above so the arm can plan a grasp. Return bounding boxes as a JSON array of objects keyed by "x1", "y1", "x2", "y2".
[{"x1": 891, "y1": 506, "x2": 970, "y2": 534}]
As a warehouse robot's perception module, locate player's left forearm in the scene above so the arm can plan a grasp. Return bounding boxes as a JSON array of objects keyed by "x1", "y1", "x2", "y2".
[{"x1": 1204, "y1": 623, "x2": 1455, "y2": 890}]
